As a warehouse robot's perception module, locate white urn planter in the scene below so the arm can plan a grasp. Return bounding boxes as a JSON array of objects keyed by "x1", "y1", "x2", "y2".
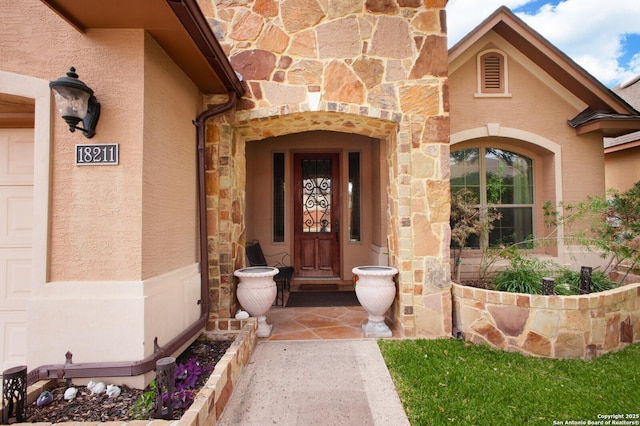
[
  {"x1": 234, "y1": 266, "x2": 278, "y2": 337},
  {"x1": 352, "y1": 266, "x2": 398, "y2": 338}
]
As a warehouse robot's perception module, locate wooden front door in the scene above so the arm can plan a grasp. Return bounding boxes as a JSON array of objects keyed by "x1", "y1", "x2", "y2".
[{"x1": 293, "y1": 153, "x2": 340, "y2": 277}]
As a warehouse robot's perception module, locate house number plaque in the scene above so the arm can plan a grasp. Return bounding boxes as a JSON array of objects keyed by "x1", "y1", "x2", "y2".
[{"x1": 75, "y1": 144, "x2": 119, "y2": 165}]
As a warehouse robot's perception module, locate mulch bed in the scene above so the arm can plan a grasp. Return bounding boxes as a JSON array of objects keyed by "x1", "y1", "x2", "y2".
[{"x1": 25, "y1": 338, "x2": 232, "y2": 423}]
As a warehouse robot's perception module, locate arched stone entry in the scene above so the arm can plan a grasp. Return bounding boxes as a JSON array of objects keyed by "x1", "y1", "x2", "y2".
[
  {"x1": 201, "y1": 0, "x2": 452, "y2": 339},
  {"x1": 204, "y1": 106, "x2": 452, "y2": 339}
]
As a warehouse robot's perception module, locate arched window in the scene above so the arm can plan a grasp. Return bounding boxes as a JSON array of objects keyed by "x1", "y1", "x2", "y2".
[
  {"x1": 450, "y1": 147, "x2": 534, "y2": 248},
  {"x1": 477, "y1": 50, "x2": 509, "y2": 96}
]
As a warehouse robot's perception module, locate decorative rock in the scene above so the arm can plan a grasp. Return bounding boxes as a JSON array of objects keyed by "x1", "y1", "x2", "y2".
[
  {"x1": 352, "y1": 57, "x2": 384, "y2": 89},
  {"x1": 530, "y1": 310, "x2": 560, "y2": 338},
  {"x1": 369, "y1": 16, "x2": 412, "y2": 59},
  {"x1": 288, "y1": 30, "x2": 317, "y2": 58},
  {"x1": 365, "y1": 0, "x2": 399, "y2": 14},
  {"x1": 410, "y1": 35, "x2": 448, "y2": 78},
  {"x1": 235, "y1": 310, "x2": 250, "y2": 319},
  {"x1": 411, "y1": 10, "x2": 440, "y2": 32},
  {"x1": 367, "y1": 84, "x2": 399, "y2": 111},
  {"x1": 87, "y1": 381, "x2": 106, "y2": 395},
  {"x1": 256, "y1": 24, "x2": 290, "y2": 53},
  {"x1": 106, "y1": 384, "x2": 121, "y2": 398},
  {"x1": 488, "y1": 305, "x2": 529, "y2": 337},
  {"x1": 327, "y1": 1, "x2": 362, "y2": 19},
  {"x1": 522, "y1": 331, "x2": 551, "y2": 356},
  {"x1": 229, "y1": 11, "x2": 264, "y2": 41},
  {"x1": 63, "y1": 387, "x2": 78, "y2": 401},
  {"x1": 281, "y1": 0, "x2": 325, "y2": 33},
  {"x1": 471, "y1": 317, "x2": 505, "y2": 347},
  {"x1": 287, "y1": 60, "x2": 323, "y2": 86},
  {"x1": 424, "y1": 115, "x2": 450, "y2": 144},
  {"x1": 253, "y1": 0, "x2": 278, "y2": 18},
  {"x1": 399, "y1": 0, "x2": 422, "y2": 7},
  {"x1": 262, "y1": 82, "x2": 307, "y2": 106},
  {"x1": 620, "y1": 316, "x2": 633, "y2": 343},
  {"x1": 36, "y1": 391, "x2": 54, "y2": 406},
  {"x1": 230, "y1": 50, "x2": 276, "y2": 81},
  {"x1": 317, "y1": 17, "x2": 361, "y2": 59},
  {"x1": 323, "y1": 61, "x2": 364, "y2": 104},
  {"x1": 554, "y1": 331, "x2": 586, "y2": 359}
]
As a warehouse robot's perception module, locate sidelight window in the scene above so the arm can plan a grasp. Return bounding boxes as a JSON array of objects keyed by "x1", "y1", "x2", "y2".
[{"x1": 273, "y1": 152, "x2": 285, "y2": 243}]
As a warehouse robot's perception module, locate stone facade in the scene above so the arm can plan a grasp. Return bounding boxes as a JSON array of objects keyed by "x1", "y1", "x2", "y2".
[
  {"x1": 203, "y1": 0, "x2": 451, "y2": 337},
  {"x1": 452, "y1": 283, "x2": 640, "y2": 359}
]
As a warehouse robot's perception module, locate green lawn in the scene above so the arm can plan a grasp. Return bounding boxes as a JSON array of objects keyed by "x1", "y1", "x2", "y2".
[{"x1": 379, "y1": 339, "x2": 640, "y2": 425}]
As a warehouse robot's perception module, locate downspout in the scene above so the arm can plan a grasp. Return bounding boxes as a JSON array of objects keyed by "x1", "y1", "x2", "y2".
[
  {"x1": 27, "y1": 92, "x2": 239, "y2": 385},
  {"x1": 193, "y1": 91, "x2": 239, "y2": 319}
]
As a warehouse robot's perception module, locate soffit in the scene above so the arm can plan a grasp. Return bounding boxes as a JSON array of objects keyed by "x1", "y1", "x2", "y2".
[{"x1": 40, "y1": 0, "x2": 243, "y2": 96}]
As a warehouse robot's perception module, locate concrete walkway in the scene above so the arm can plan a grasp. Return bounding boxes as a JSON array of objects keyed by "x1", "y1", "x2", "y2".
[{"x1": 218, "y1": 340, "x2": 410, "y2": 426}]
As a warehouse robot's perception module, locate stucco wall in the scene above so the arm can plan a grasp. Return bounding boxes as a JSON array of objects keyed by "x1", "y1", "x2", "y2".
[
  {"x1": 1, "y1": 0, "x2": 206, "y2": 383},
  {"x1": 2, "y1": 2, "x2": 203, "y2": 282},
  {"x1": 47, "y1": 29, "x2": 147, "y2": 282},
  {"x1": 605, "y1": 146, "x2": 640, "y2": 192},
  {"x1": 450, "y1": 35, "x2": 606, "y2": 209},
  {"x1": 142, "y1": 33, "x2": 201, "y2": 279},
  {"x1": 0, "y1": 0, "x2": 150, "y2": 280},
  {"x1": 449, "y1": 33, "x2": 607, "y2": 267}
]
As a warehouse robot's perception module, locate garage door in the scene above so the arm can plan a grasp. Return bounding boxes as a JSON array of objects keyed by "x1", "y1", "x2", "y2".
[{"x1": 0, "y1": 129, "x2": 33, "y2": 372}]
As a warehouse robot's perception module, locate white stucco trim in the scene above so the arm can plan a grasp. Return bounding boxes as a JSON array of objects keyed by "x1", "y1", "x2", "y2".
[
  {"x1": 475, "y1": 48, "x2": 511, "y2": 97},
  {"x1": 451, "y1": 125, "x2": 567, "y2": 260},
  {"x1": 0, "y1": 70, "x2": 51, "y2": 289},
  {"x1": 369, "y1": 244, "x2": 389, "y2": 266}
]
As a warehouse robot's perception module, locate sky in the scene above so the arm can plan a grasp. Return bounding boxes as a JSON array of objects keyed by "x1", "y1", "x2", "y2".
[{"x1": 446, "y1": 0, "x2": 640, "y2": 88}]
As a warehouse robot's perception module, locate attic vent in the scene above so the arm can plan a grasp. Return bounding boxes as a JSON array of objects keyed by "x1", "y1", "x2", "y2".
[
  {"x1": 479, "y1": 51, "x2": 506, "y2": 94},
  {"x1": 483, "y1": 56, "x2": 502, "y2": 89}
]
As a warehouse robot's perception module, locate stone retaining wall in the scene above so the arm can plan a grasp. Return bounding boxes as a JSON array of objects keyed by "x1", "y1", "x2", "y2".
[
  {"x1": 6, "y1": 318, "x2": 257, "y2": 426},
  {"x1": 452, "y1": 283, "x2": 640, "y2": 359}
]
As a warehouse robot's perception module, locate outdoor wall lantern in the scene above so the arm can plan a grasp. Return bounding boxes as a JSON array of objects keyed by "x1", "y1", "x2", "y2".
[{"x1": 49, "y1": 67, "x2": 100, "y2": 138}]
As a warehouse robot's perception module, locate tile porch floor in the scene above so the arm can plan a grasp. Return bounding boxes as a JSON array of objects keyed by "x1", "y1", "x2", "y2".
[{"x1": 260, "y1": 289, "x2": 400, "y2": 340}]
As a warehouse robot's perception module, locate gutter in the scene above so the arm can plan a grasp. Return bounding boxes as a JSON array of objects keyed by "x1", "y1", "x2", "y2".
[
  {"x1": 167, "y1": 0, "x2": 246, "y2": 97},
  {"x1": 27, "y1": 92, "x2": 239, "y2": 385}
]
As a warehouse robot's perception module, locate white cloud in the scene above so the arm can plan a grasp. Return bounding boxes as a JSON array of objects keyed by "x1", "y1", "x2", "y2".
[{"x1": 446, "y1": 0, "x2": 640, "y2": 87}]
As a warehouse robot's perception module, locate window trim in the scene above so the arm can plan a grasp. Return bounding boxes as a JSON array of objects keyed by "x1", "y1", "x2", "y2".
[
  {"x1": 475, "y1": 49, "x2": 512, "y2": 98},
  {"x1": 450, "y1": 147, "x2": 535, "y2": 249}
]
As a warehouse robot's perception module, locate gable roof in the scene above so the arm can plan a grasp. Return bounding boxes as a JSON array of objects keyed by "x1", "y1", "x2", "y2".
[
  {"x1": 449, "y1": 6, "x2": 640, "y2": 138},
  {"x1": 605, "y1": 75, "x2": 640, "y2": 151},
  {"x1": 40, "y1": 0, "x2": 245, "y2": 97}
]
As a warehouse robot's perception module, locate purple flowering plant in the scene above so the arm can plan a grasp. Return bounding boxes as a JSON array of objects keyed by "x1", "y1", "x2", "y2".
[{"x1": 172, "y1": 357, "x2": 203, "y2": 408}]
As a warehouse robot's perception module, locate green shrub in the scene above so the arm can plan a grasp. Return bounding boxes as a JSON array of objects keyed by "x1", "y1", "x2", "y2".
[
  {"x1": 493, "y1": 256, "x2": 555, "y2": 294},
  {"x1": 554, "y1": 269, "x2": 617, "y2": 295},
  {"x1": 129, "y1": 379, "x2": 156, "y2": 420}
]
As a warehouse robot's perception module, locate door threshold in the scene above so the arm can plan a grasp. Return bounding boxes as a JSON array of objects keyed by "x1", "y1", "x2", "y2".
[
  {"x1": 291, "y1": 278, "x2": 353, "y2": 292},
  {"x1": 294, "y1": 276, "x2": 340, "y2": 281}
]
